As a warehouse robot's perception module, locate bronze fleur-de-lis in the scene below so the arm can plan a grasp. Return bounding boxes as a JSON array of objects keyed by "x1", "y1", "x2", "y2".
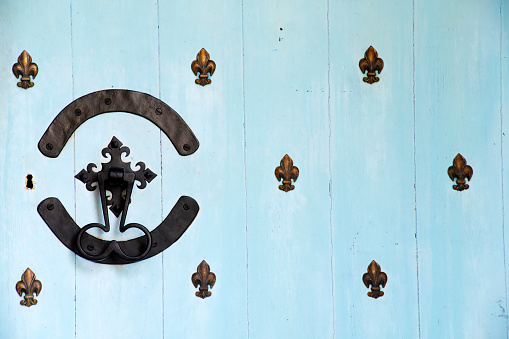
[
  {"x1": 12, "y1": 50, "x2": 38, "y2": 89},
  {"x1": 16, "y1": 268, "x2": 42, "y2": 307},
  {"x1": 359, "y1": 46, "x2": 384, "y2": 84},
  {"x1": 362, "y1": 260, "x2": 387, "y2": 299},
  {"x1": 448, "y1": 153, "x2": 473, "y2": 191},
  {"x1": 191, "y1": 48, "x2": 216, "y2": 86},
  {"x1": 192, "y1": 260, "x2": 216, "y2": 299},
  {"x1": 275, "y1": 154, "x2": 299, "y2": 192}
]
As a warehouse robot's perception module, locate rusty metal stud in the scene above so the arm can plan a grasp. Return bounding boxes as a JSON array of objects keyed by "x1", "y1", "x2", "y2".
[
  {"x1": 359, "y1": 46, "x2": 384, "y2": 84},
  {"x1": 16, "y1": 268, "x2": 42, "y2": 307},
  {"x1": 362, "y1": 260, "x2": 387, "y2": 299},
  {"x1": 192, "y1": 260, "x2": 216, "y2": 299},
  {"x1": 191, "y1": 48, "x2": 216, "y2": 86},
  {"x1": 12, "y1": 51, "x2": 38, "y2": 89},
  {"x1": 275, "y1": 154, "x2": 299, "y2": 192},
  {"x1": 448, "y1": 153, "x2": 473, "y2": 191}
]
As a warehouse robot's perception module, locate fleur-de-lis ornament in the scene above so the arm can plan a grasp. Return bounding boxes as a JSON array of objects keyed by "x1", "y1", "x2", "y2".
[
  {"x1": 12, "y1": 50, "x2": 38, "y2": 89},
  {"x1": 448, "y1": 153, "x2": 473, "y2": 191},
  {"x1": 191, "y1": 48, "x2": 216, "y2": 86},
  {"x1": 192, "y1": 260, "x2": 216, "y2": 299},
  {"x1": 359, "y1": 46, "x2": 384, "y2": 84},
  {"x1": 362, "y1": 260, "x2": 387, "y2": 299},
  {"x1": 275, "y1": 154, "x2": 299, "y2": 192},
  {"x1": 16, "y1": 268, "x2": 42, "y2": 307}
]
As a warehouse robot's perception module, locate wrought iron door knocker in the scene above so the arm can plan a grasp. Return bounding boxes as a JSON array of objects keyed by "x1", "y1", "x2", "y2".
[{"x1": 37, "y1": 89, "x2": 200, "y2": 264}]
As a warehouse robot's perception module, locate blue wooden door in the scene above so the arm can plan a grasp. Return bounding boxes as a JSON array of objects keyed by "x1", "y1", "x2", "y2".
[{"x1": 0, "y1": 1, "x2": 507, "y2": 338}]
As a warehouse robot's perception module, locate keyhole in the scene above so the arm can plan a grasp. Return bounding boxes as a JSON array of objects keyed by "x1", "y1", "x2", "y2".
[{"x1": 25, "y1": 174, "x2": 34, "y2": 190}]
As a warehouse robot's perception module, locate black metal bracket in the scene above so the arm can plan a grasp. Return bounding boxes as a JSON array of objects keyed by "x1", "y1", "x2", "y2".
[
  {"x1": 38, "y1": 89, "x2": 199, "y2": 158},
  {"x1": 37, "y1": 90, "x2": 200, "y2": 264}
]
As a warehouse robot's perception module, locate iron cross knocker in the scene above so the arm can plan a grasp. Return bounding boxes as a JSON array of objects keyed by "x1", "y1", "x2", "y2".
[{"x1": 37, "y1": 89, "x2": 200, "y2": 264}]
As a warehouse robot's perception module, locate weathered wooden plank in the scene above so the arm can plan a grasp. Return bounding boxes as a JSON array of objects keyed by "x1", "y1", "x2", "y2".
[
  {"x1": 70, "y1": 2, "x2": 163, "y2": 338},
  {"x1": 243, "y1": 1, "x2": 333, "y2": 337},
  {"x1": 502, "y1": 0, "x2": 509, "y2": 336},
  {"x1": 329, "y1": 1, "x2": 418, "y2": 337},
  {"x1": 158, "y1": 1, "x2": 247, "y2": 337},
  {"x1": 415, "y1": 1, "x2": 506, "y2": 338},
  {"x1": 0, "y1": 1, "x2": 75, "y2": 338}
]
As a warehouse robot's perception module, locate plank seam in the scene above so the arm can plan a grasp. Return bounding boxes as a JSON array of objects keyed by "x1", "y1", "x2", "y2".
[
  {"x1": 499, "y1": 2, "x2": 509, "y2": 337},
  {"x1": 241, "y1": 0, "x2": 249, "y2": 337},
  {"x1": 69, "y1": 1, "x2": 77, "y2": 338},
  {"x1": 156, "y1": 1, "x2": 165, "y2": 337},
  {"x1": 412, "y1": 1, "x2": 422, "y2": 338},
  {"x1": 326, "y1": 0, "x2": 335, "y2": 337}
]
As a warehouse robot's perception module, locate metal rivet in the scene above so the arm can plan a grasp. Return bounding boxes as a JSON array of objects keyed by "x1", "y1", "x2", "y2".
[
  {"x1": 87, "y1": 245, "x2": 94, "y2": 251},
  {"x1": 47, "y1": 203, "x2": 54, "y2": 210},
  {"x1": 151, "y1": 242, "x2": 157, "y2": 248},
  {"x1": 104, "y1": 98, "x2": 112, "y2": 105},
  {"x1": 183, "y1": 144, "x2": 191, "y2": 152},
  {"x1": 155, "y1": 107, "x2": 162, "y2": 115},
  {"x1": 183, "y1": 203, "x2": 190, "y2": 210},
  {"x1": 74, "y1": 109, "x2": 82, "y2": 116},
  {"x1": 45, "y1": 143, "x2": 53, "y2": 151}
]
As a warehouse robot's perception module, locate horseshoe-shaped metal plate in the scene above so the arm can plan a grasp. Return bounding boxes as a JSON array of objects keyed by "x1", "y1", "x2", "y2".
[
  {"x1": 38, "y1": 196, "x2": 199, "y2": 264},
  {"x1": 38, "y1": 89, "x2": 199, "y2": 158},
  {"x1": 38, "y1": 89, "x2": 200, "y2": 264}
]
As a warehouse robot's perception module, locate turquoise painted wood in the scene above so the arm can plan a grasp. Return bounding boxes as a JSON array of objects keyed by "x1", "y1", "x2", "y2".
[
  {"x1": 329, "y1": 1, "x2": 419, "y2": 337},
  {"x1": 158, "y1": 1, "x2": 247, "y2": 337},
  {"x1": 1, "y1": 1, "x2": 508, "y2": 338},
  {"x1": 0, "y1": 1, "x2": 75, "y2": 338},
  {"x1": 415, "y1": 2, "x2": 506, "y2": 338},
  {"x1": 504, "y1": 1, "x2": 509, "y2": 336},
  {"x1": 243, "y1": 1, "x2": 332, "y2": 337}
]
